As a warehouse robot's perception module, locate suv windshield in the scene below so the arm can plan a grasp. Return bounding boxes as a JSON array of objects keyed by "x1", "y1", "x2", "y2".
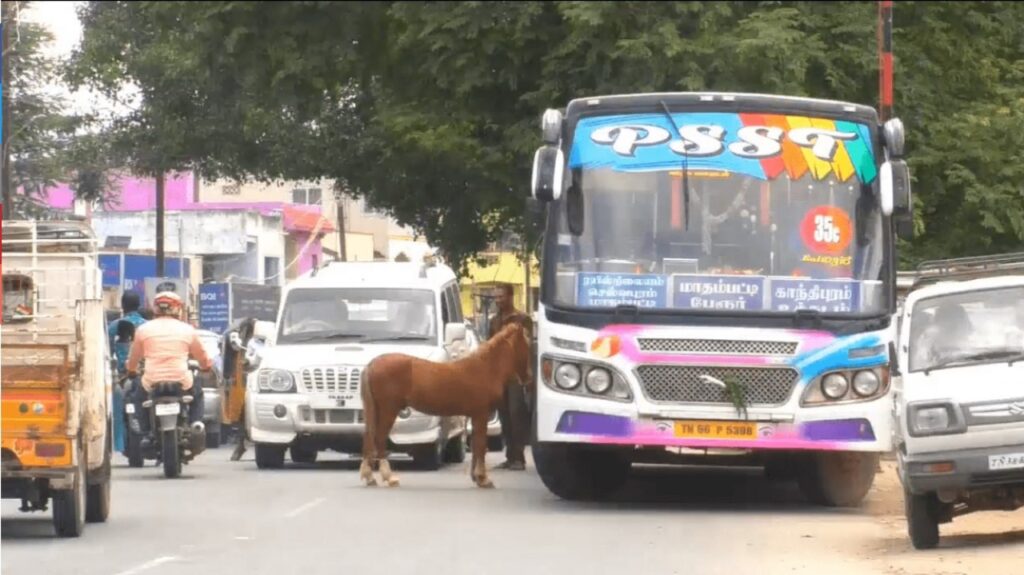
[
  {"x1": 546, "y1": 111, "x2": 887, "y2": 316},
  {"x1": 908, "y1": 286, "x2": 1024, "y2": 373},
  {"x1": 278, "y1": 288, "x2": 437, "y2": 344}
]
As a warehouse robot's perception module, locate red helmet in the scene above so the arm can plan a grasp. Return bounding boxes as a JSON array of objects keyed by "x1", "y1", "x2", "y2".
[{"x1": 153, "y1": 291, "x2": 183, "y2": 317}]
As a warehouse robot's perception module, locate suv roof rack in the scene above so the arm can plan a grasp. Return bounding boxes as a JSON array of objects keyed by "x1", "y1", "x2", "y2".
[{"x1": 911, "y1": 252, "x2": 1024, "y2": 290}]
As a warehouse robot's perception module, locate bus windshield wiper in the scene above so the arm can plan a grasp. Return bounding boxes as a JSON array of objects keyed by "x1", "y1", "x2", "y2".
[{"x1": 659, "y1": 100, "x2": 691, "y2": 231}]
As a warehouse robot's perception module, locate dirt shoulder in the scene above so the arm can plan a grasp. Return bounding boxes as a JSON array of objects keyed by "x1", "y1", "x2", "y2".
[{"x1": 857, "y1": 461, "x2": 1024, "y2": 575}]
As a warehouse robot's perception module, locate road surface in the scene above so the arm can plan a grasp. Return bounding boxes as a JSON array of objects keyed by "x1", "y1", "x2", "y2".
[{"x1": 3, "y1": 449, "x2": 1021, "y2": 575}]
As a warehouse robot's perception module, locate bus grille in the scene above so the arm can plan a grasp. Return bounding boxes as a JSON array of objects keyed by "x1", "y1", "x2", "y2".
[
  {"x1": 635, "y1": 365, "x2": 799, "y2": 406},
  {"x1": 636, "y1": 338, "x2": 798, "y2": 356}
]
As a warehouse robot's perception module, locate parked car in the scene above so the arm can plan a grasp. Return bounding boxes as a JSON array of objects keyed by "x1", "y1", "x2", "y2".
[{"x1": 196, "y1": 329, "x2": 226, "y2": 448}]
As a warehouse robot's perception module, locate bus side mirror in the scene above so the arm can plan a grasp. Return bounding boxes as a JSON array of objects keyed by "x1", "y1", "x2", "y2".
[
  {"x1": 879, "y1": 160, "x2": 911, "y2": 217},
  {"x1": 531, "y1": 146, "x2": 564, "y2": 202}
]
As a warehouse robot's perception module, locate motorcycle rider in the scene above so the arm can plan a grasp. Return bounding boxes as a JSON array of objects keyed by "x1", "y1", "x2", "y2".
[
  {"x1": 126, "y1": 291, "x2": 214, "y2": 444},
  {"x1": 107, "y1": 291, "x2": 147, "y2": 453}
]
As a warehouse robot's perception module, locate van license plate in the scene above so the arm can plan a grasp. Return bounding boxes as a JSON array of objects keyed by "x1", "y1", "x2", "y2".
[
  {"x1": 988, "y1": 452, "x2": 1024, "y2": 471},
  {"x1": 155, "y1": 403, "x2": 181, "y2": 416}
]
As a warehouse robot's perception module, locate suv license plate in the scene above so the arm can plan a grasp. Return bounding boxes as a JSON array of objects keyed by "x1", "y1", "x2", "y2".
[{"x1": 155, "y1": 403, "x2": 181, "y2": 416}]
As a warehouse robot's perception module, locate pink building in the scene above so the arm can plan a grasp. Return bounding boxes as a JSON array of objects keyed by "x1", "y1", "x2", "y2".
[{"x1": 39, "y1": 172, "x2": 334, "y2": 281}]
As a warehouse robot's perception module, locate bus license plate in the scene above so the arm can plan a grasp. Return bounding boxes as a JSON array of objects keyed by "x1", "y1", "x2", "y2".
[{"x1": 674, "y1": 420, "x2": 757, "y2": 440}]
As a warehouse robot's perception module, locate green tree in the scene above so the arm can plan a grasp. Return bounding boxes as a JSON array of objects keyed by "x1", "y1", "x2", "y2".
[{"x1": 71, "y1": 1, "x2": 1024, "y2": 268}]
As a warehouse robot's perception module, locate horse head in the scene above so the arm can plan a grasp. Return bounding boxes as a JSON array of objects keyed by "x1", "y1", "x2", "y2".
[{"x1": 500, "y1": 322, "x2": 533, "y2": 389}]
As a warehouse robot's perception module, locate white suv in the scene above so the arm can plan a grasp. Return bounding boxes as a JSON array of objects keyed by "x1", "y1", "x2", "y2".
[
  {"x1": 894, "y1": 260, "x2": 1024, "y2": 549},
  {"x1": 245, "y1": 259, "x2": 477, "y2": 470}
]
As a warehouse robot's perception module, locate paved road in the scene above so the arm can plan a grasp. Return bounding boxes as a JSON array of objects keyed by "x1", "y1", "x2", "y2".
[{"x1": 2, "y1": 448, "x2": 1018, "y2": 575}]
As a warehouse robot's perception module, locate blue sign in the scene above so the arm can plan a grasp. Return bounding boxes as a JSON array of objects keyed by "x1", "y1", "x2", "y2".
[
  {"x1": 770, "y1": 278, "x2": 861, "y2": 313},
  {"x1": 577, "y1": 273, "x2": 668, "y2": 308},
  {"x1": 673, "y1": 274, "x2": 767, "y2": 311},
  {"x1": 122, "y1": 254, "x2": 189, "y2": 296},
  {"x1": 198, "y1": 283, "x2": 230, "y2": 334},
  {"x1": 99, "y1": 254, "x2": 122, "y2": 288}
]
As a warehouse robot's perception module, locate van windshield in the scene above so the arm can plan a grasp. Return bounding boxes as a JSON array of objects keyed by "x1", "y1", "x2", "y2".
[
  {"x1": 277, "y1": 288, "x2": 437, "y2": 344},
  {"x1": 908, "y1": 286, "x2": 1024, "y2": 373}
]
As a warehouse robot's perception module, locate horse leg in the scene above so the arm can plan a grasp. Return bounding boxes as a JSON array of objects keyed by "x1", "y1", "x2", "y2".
[
  {"x1": 359, "y1": 371, "x2": 378, "y2": 487},
  {"x1": 376, "y1": 406, "x2": 402, "y2": 487},
  {"x1": 470, "y1": 414, "x2": 493, "y2": 489}
]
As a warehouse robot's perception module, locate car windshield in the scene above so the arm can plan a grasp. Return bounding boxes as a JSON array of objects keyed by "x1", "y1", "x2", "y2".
[
  {"x1": 278, "y1": 287, "x2": 437, "y2": 344},
  {"x1": 546, "y1": 111, "x2": 887, "y2": 315},
  {"x1": 908, "y1": 286, "x2": 1024, "y2": 373}
]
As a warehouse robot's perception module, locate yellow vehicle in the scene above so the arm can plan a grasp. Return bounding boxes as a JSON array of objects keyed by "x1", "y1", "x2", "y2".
[{"x1": 2, "y1": 220, "x2": 113, "y2": 537}]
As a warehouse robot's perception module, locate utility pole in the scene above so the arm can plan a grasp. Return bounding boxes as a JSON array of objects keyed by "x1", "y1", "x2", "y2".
[
  {"x1": 878, "y1": 1, "x2": 894, "y2": 122},
  {"x1": 2, "y1": 13, "x2": 14, "y2": 218},
  {"x1": 155, "y1": 172, "x2": 165, "y2": 276},
  {"x1": 334, "y1": 184, "x2": 347, "y2": 262}
]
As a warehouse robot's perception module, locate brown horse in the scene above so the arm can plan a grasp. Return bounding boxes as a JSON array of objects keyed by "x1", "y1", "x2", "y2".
[{"x1": 359, "y1": 322, "x2": 532, "y2": 488}]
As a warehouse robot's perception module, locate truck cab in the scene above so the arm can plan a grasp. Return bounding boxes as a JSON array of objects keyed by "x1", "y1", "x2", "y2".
[
  {"x1": 245, "y1": 257, "x2": 477, "y2": 469},
  {"x1": 894, "y1": 253, "x2": 1024, "y2": 549}
]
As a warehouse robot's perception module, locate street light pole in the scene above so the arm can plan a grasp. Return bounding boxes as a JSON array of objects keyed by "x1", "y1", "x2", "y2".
[
  {"x1": 2, "y1": 15, "x2": 13, "y2": 217},
  {"x1": 156, "y1": 172, "x2": 165, "y2": 276}
]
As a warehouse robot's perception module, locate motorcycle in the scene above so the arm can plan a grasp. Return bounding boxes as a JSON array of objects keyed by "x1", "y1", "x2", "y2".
[{"x1": 125, "y1": 361, "x2": 208, "y2": 478}]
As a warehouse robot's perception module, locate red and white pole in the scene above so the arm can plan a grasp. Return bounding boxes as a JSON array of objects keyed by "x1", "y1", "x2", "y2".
[{"x1": 878, "y1": 1, "x2": 894, "y2": 122}]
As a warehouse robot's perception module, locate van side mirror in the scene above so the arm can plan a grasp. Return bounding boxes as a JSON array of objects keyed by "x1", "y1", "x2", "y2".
[{"x1": 444, "y1": 322, "x2": 467, "y2": 346}]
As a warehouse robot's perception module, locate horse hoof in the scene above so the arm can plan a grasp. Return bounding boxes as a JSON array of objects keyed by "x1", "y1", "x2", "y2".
[
  {"x1": 477, "y1": 479, "x2": 495, "y2": 489},
  {"x1": 364, "y1": 478, "x2": 378, "y2": 487},
  {"x1": 386, "y1": 477, "x2": 401, "y2": 487}
]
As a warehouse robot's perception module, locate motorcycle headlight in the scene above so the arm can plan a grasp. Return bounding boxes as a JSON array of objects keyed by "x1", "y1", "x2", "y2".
[{"x1": 258, "y1": 369, "x2": 295, "y2": 393}]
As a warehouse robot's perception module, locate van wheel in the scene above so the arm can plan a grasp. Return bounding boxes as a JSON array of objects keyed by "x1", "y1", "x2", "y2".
[
  {"x1": 905, "y1": 487, "x2": 940, "y2": 550},
  {"x1": 444, "y1": 433, "x2": 466, "y2": 463},
  {"x1": 53, "y1": 441, "x2": 86, "y2": 537},
  {"x1": 798, "y1": 451, "x2": 878, "y2": 507},
  {"x1": 412, "y1": 436, "x2": 445, "y2": 471},
  {"x1": 255, "y1": 444, "x2": 286, "y2": 469},
  {"x1": 86, "y1": 423, "x2": 112, "y2": 523}
]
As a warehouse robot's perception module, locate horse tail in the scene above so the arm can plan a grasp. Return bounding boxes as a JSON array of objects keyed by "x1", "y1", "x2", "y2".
[{"x1": 360, "y1": 362, "x2": 376, "y2": 463}]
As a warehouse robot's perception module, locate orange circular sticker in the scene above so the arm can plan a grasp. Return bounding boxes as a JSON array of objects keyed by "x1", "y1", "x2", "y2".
[{"x1": 800, "y1": 206, "x2": 853, "y2": 255}]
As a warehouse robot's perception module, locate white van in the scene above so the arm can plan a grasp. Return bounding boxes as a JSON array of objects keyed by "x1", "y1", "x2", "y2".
[
  {"x1": 245, "y1": 258, "x2": 478, "y2": 470},
  {"x1": 894, "y1": 254, "x2": 1024, "y2": 549}
]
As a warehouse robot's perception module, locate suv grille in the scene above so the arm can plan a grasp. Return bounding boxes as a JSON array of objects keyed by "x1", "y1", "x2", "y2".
[
  {"x1": 637, "y1": 338, "x2": 798, "y2": 356},
  {"x1": 635, "y1": 365, "x2": 799, "y2": 406},
  {"x1": 299, "y1": 366, "x2": 362, "y2": 394}
]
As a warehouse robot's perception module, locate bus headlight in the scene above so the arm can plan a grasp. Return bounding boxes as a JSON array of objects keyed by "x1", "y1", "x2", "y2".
[
  {"x1": 852, "y1": 370, "x2": 881, "y2": 397},
  {"x1": 585, "y1": 368, "x2": 612, "y2": 395},
  {"x1": 822, "y1": 373, "x2": 849, "y2": 400},
  {"x1": 542, "y1": 356, "x2": 632, "y2": 402},
  {"x1": 554, "y1": 363, "x2": 582, "y2": 390}
]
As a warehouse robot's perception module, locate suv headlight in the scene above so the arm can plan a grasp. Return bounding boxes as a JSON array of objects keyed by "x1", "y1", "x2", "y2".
[
  {"x1": 258, "y1": 369, "x2": 296, "y2": 393},
  {"x1": 907, "y1": 402, "x2": 966, "y2": 437},
  {"x1": 541, "y1": 356, "x2": 632, "y2": 402}
]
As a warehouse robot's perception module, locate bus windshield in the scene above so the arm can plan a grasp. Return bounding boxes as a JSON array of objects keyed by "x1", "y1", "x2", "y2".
[{"x1": 546, "y1": 111, "x2": 888, "y2": 315}]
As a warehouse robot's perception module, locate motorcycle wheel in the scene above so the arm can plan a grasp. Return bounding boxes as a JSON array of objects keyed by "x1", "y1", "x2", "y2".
[
  {"x1": 125, "y1": 427, "x2": 144, "y2": 468},
  {"x1": 162, "y1": 429, "x2": 182, "y2": 478}
]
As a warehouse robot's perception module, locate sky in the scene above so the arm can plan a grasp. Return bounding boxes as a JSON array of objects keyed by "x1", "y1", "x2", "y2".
[{"x1": 19, "y1": 0, "x2": 135, "y2": 118}]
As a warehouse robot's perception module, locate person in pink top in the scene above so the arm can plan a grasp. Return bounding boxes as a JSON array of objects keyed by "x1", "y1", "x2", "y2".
[{"x1": 126, "y1": 291, "x2": 214, "y2": 438}]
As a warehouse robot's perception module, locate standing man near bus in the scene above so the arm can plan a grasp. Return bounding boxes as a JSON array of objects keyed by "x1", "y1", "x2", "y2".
[{"x1": 488, "y1": 283, "x2": 533, "y2": 471}]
